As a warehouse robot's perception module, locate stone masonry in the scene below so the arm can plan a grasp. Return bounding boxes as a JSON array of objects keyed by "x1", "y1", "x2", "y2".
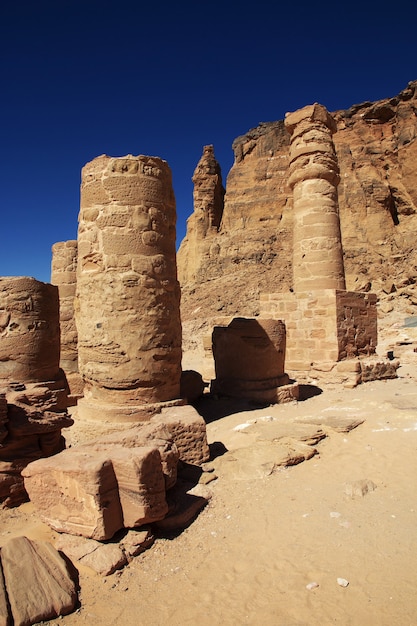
[
  {"x1": 0, "y1": 277, "x2": 72, "y2": 506},
  {"x1": 75, "y1": 154, "x2": 183, "y2": 422},
  {"x1": 261, "y1": 104, "x2": 397, "y2": 386}
]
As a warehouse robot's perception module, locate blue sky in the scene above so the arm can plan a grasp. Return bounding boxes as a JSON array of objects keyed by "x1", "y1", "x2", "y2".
[{"x1": 1, "y1": 0, "x2": 416, "y2": 283}]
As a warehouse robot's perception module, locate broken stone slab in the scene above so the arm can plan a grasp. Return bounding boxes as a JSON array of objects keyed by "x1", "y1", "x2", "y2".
[
  {"x1": 214, "y1": 439, "x2": 318, "y2": 481},
  {"x1": 55, "y1": 528, "x2": 154, "y2": 576},
  {"x1": 77, "y1": 543, "x2": 127, "y2": 577},
  {"x1": 154, "y1": 479, "x2": 210, "y2": 534},
  {"x1": 295, "y1": 415, "x2": 365, "y2": 433},
  {"x1": 243, "y1": 419, "x2": 326, "y2": 446},
  {"x1": 1, "y1": 536, "x2": 77, "y2": 626},
  {"x1": 22, "y1": 448, "x2": 124, "y2": 540}
]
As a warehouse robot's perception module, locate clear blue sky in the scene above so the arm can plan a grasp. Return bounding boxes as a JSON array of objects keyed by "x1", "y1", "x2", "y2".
[{"x1": 1, "y1": 0, "x2": 416, "y2": 283}]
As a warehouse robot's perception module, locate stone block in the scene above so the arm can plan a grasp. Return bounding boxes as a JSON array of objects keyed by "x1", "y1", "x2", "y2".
[{"x1": 22, "y1": 448, "x2": 124, "y2": 540}]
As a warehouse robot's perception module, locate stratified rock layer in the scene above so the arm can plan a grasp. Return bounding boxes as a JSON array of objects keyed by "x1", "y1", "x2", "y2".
[{"x1": 75, "y1": 154, "x2": 182, "y2": 421}]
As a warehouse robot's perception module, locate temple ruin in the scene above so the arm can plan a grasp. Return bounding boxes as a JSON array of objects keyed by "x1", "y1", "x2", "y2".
[{"x1": 260, "y1": 103, "x2": 398, "y2": 385}]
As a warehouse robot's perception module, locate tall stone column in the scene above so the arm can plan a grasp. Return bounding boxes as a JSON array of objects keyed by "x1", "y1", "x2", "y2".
[
  {"x1": 284, "y1": 103, "x2": 346, "y2": 292},
  {"x1": 75, "y1": 154, "x2": 183, "y2": 422},
  {"x1": 51, "y1": 240, "x2": 83, "y2": 402}
]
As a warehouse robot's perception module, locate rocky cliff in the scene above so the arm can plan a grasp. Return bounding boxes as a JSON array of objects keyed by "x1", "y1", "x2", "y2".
[{"x1": 178, "y1": 80, "x2": 417, "y2": 356}]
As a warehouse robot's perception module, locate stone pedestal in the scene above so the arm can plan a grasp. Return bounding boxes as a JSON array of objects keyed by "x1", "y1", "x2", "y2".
[
  {"x1": 0, "y1": 276, "x2": 72, "y2": 506},
  {"x1": 75, "y1": 154, "x2": 183, "y2": 422}
]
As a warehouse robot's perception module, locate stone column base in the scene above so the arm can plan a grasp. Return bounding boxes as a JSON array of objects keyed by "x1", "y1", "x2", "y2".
[{"x1": 77, "y1": 396, "x2": 185, "y2": 424}]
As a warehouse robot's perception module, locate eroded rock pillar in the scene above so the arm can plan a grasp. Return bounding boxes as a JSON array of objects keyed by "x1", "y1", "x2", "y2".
[
  {"x1": 285, "y1": 103, "x2": 346, "y2": 292},
  {"x1": 75, "y1": 154, "x2": 183, "y2": 422}
]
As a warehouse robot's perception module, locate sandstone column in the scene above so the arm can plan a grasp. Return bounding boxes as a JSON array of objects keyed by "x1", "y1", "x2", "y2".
[
  {"x1": 51, "y1": 240, "x2": 83, "y2": 402},
  {"x1": 285, "y1": 103, "x2": 346, "y2": 292},
  {"x1": 75, "y1": 154, "x2": 183, "y2": 422},
  {"x1": 0, "y1": 277, "x2": 72, "y2": 506}
]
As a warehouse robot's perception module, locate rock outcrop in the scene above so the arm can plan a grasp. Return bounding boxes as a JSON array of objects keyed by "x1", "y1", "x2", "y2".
[
  {"x1": 178, "y1": 81, "x2": 417, "y2": 353},
  {"x1": 178, "y1": 145, "x2": 225, "y2": 284}
]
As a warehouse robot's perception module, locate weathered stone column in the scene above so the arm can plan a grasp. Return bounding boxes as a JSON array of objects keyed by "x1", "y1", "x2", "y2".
[
  {"x1": 51, "y1": 240, "x2": 83, "y2": 402},
  {"x1": 75, "y1": 154, "x2": 183, "y2": 422},
  {"x1": 285, "y1": 103, "x2": 346, "y2": 292},
  {"x1": 0, "y1": 277, "x2": 61, "y2": 382},
  {"x1": 51, "y1": 241, "x2": 78, "y2": 374},
  {"x1": 0, "y1": 276, "x2": 72, "y2": 506}
]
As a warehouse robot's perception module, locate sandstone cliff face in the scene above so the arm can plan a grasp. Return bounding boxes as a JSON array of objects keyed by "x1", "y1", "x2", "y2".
[{"x1": 177, "y1": 81, "x2": 417, "y2": 342}]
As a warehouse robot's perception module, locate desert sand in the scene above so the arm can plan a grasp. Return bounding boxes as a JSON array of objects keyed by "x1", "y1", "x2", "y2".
[{"x1": 1, "y1": 322, "x2": 417, "y2": 626}]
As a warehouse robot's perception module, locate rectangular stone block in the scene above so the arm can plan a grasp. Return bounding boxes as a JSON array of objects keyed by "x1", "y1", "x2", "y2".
[{"x1": 22, "y1": 448, "x2": 123, "y2": 540}]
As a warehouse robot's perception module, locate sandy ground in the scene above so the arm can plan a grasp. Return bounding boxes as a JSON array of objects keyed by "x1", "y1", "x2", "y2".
[{"x1": 1, "y1": 332, "x2": 417, "y2": 625}]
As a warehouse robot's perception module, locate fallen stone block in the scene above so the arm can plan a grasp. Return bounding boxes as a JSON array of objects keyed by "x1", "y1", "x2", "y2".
[
  {"x1": 1, "y1": 536, "x2": 77, "y2": 626},
  {"x1": 93, "y1": 423, "x2": 179, "y2": 489},
  {"x1": 100, "y1": 446, "x2": 168, "y2": 528},
  {"x1": 155, "y1": 404, "x2": 210, "y2": 466},
  {"x1": 22, "y1": 448, "x2": 123, "y2": 540}
]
